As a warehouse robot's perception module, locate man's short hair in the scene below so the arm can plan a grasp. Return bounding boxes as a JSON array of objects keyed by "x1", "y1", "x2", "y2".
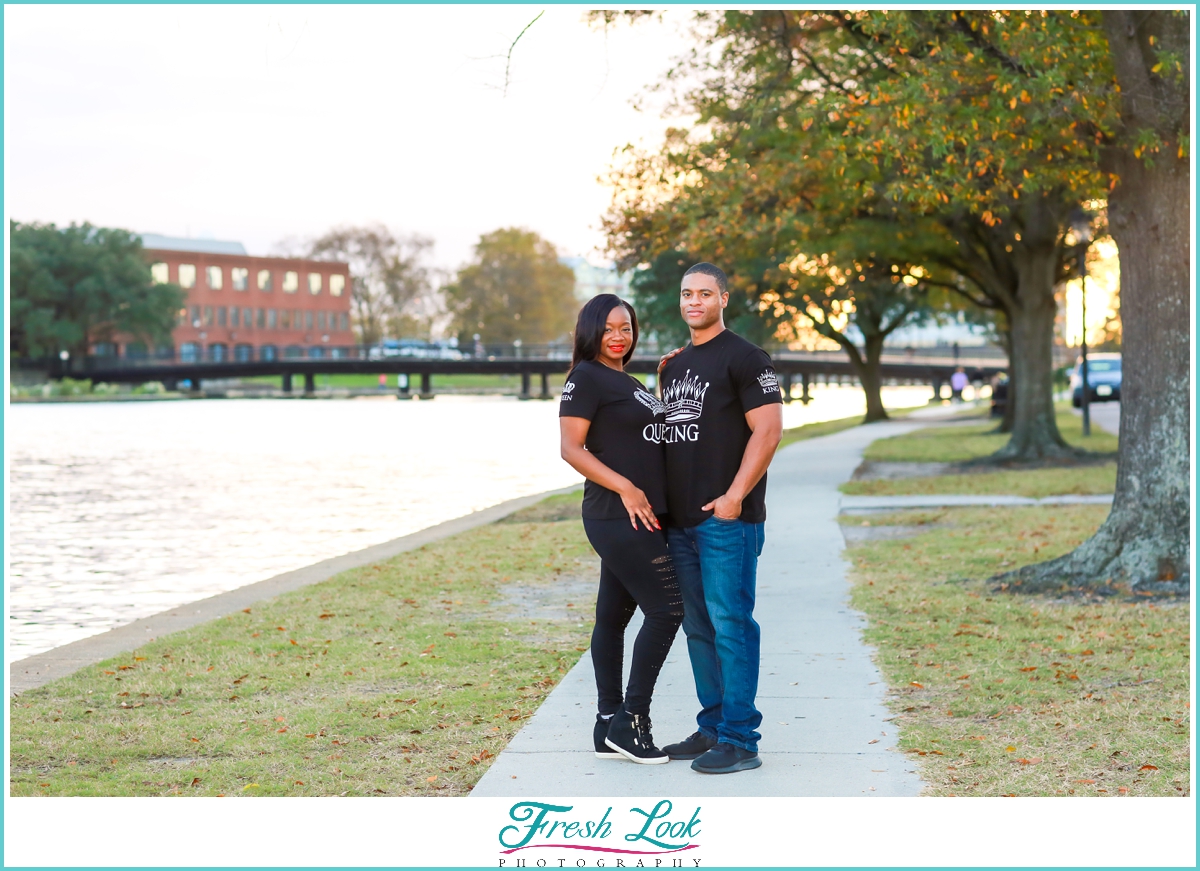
[{"x1": 683, "y1": 262, "x2": 727, "y2": 294}]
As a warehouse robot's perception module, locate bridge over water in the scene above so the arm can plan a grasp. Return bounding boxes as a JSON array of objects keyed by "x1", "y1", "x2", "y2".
[{"x1": 69, "y1": 348, "x2": 1008, "y2": 403}]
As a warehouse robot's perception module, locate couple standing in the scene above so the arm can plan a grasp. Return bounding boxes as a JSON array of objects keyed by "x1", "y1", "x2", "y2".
[{"x1": 559, "y1": 262, "x2": 783, "y2": 775}]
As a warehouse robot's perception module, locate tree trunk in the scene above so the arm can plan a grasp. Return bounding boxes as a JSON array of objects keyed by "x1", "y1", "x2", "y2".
[
  {"x1": 992, "y1": 203, "x2": 1075, "y2": 460},
  {"x1": 854, "y1": 334, "x2": 889, "y2": 423},
  {"x1": 1000, "y1": 10, "x2": 1190, "y2": 594}
]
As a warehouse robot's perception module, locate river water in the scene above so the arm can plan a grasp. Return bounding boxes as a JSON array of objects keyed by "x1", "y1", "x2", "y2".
[{"x1": 6, "y1": 385, "x2": 932, "y2": 661}]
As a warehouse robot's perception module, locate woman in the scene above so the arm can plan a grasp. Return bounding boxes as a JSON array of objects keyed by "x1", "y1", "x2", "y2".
[{"x1": 559, "y1": 293, "x2": 683, "y2": 765}]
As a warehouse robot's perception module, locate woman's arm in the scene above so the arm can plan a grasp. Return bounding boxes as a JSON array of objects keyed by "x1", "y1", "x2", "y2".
[{"x1": 560, "y1": 416, "x2": 660, "y2": 531}]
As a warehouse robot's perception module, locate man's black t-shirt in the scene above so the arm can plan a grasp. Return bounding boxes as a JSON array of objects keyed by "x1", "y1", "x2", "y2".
[
  {"x1": 559, "y1": 359, "x2": 668, "y2": 521},
  {"x1": 660, "y1": 329, "x2": 783, "y2": 527}
]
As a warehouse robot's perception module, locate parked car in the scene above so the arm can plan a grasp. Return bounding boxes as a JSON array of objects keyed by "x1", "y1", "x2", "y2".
[
  {"x1": 1071, "y1": 352, "x2": 1121, "y2": 407},
  {"x1": 366, "y1": 339, "x2": 462, "y2": 361}
]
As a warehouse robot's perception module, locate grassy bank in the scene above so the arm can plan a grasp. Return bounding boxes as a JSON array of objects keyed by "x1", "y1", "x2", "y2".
[
  {"x1": 10, "y1": 492, "x2": 596, "y2": 797},
  {"x1": 842, "y1": 464, "x2": 1117, "y2": 498},
  {"x1": 844, "y1": 506, "x2": 1190, "y2": 796},
  {"x1": 239, "y1": 373, "x2": 580, "y2": 392},
  {"x1": 778, "y1": 415, "x2": 863, "y2": 450},
  {"x1": 863, "y1": 408, "x2": 1118, "y2": 463}
]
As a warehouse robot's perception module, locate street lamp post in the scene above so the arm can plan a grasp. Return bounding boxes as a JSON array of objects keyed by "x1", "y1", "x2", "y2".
[{"x1": 1071, "y1": 212, "x2": 1094, "y2": 437}]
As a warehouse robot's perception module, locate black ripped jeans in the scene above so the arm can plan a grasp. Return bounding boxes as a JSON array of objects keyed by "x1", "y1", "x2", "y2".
[{"x1": 582, "y1": 517, "x2": 684, "y2": 717}]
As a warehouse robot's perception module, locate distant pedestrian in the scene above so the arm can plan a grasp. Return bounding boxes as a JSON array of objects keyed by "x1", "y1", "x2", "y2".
[{"x1": 950, "y1": 367, "x2": 968, "y2": 401}]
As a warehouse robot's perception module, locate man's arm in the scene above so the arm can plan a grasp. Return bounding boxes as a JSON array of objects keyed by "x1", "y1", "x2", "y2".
[{"x1": 702, "y1": 404, "x2": 784, "y2": 520}]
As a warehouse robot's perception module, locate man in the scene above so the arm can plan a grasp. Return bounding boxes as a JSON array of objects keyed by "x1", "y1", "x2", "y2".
[{"x1": 658, "y1": 262, "x2": 783, "y2": 774}]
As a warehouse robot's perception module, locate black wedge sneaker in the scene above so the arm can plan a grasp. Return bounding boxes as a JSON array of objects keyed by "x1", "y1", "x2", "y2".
[
  {"x1": 594, "y1": 714, "x2": 623, "y2": 760},
  {"x1": 604, "y1": 707, "x2": 669, "y2": 764}
]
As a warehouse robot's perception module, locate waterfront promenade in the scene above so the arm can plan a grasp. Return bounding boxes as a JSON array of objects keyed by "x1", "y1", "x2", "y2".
[{"x1": 471, "y1": 417, "x2": 937, "y2": 797}]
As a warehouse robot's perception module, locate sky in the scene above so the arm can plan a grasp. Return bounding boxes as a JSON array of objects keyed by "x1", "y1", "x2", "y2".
[{"x1": 5, "y1": 5, "x2": 694, "y2": 272}]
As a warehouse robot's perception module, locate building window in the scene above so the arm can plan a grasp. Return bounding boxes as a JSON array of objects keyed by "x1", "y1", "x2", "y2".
[
  {"x1": 307, "y1": 346, "x2": 324, "y2": 359},
  {"x1": 235, "y1": 343, "x2": 254, "y2": 362},
  {"x1": 330, "y1": 347, "x2": 347, "y2": 359},
  {"x1": 181, "y1": 342, "x2": 200, "y2": 363},
  {"x1": 280, "y1": 309, "x2": 292, "y2": 329},
  {"x1": 317, "y1": 311, "x2": 327, "y2": 331},
  {"x1": 190, "y1": 305, "x2": 201, "y2": 327},
  {"x1": 243, "y1": 307, "x2": 253, "y2": 329},
  {"x1": 229, "y1": 307, "x2": 240, "y2": 328},
  {"x1": 179, "y1": 264, "x2": 196, "y2": 288},
  {"x1": 207, "y1": 265, "x2": 223, "y2": 290},
  {"x1": 258, "y1": 269, "x2": 273, "y2": 292},
  {"x1": 203, "y1": 306, "x2": 214, "y2": 327},
  {"x1": 283, "y1": 271, "x2": 299, "y2": 293},
  {"x1": 308, "y1": 273, "x2": 322, "y2": 294},
  {"x1": 151, "y1": 262, "x2": 170, "y2": 284},
  {"x1": 232, "y1": 267, "x2": 249, "y2": 291},
  {"x1": 340, "y1": 312, "x2": 349, "y2": 331},
  {"x1": 284, "y1": 345, "x2": 304, "y2": 359},
  {"x1": 330, "y1": 274, "x2": 345, "y2": 297},
  {"x1": 177, "y1": 307, "x2": 189, "y2": 327},
  {"x1": 156, "y1": 344, "x2": 175, "y2": 360},
  {"x1": 217, "y1": 307, "x2": 227, "y2": 327},
  {"x1": 260, "y1": 344, "x2": 278, "y2": 361},
  {"x1": 305, "y1": 310, "x2": 314, "y2": 331},
  {"x1": 208, "y1": 343, "x2": 228, "y2": 362},
  {"x1": 256, "y1": 308, "x2": 266, "y2": 329},
  {"x1": 267, "y1": 309, "x2": 278, "y2": 329}
]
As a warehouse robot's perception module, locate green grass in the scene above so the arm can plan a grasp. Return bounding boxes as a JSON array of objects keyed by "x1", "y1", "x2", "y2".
[
  {"x1": 842, "y1": 463, "x2": 1117, "y2": 498},
  {"x1": 777, "y1": 415, "x2": 863, "y2": 450},
  {"x1": 864, "y1": 408, "x2": 1118, "y2": 463},
  {"x1": 844, "y1": 505, "x2": 1190, "y2": 796},
  {"x1": 9, "y1": 492, "x2": 597, "y2": 797}
]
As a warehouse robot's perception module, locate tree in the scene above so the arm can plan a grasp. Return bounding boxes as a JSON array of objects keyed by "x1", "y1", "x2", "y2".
[
  {"x1": 9, "y1": 221, "x2": 184, "y2": 361},
  {"x1": 1006, "y1": 10, "x2": 1190, "y2": 593},
  {"x1": 445, "y1": 228, "x2": 578, "y2": 346},
  {"x1": 606, "y1": 10, "x2": 1120, "y2": 457},
  {"x1": 303, "y1": 224, "x2": 437, "y2": 346}
]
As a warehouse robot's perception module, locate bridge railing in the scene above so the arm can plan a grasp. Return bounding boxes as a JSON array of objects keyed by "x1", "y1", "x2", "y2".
[{"x1": 30, "y1": 340, "x2": 1024, "y2": 373}]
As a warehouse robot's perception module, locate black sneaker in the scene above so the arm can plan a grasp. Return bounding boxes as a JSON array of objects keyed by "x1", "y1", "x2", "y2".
[
  {"x1": 594, "y1": 714, "x2": 622, "y2": 759},
  {"x1": 691, "y1": 742, "x2": 762, "y2": 774},
  {"x1": 604, "y1": 708, "x2": 669, "y2": 764},
  {"x1": 662, "y1": 730, "x2": 717, "y2": 760}
]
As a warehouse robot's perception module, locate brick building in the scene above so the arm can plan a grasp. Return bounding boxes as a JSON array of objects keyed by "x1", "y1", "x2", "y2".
[{"x1": 137, "y1": 234, "x2": 353, "y2": 361}]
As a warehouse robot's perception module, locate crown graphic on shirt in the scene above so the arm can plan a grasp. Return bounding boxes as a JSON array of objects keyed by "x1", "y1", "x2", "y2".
[{"x1": 663, "y1": 369, "x2": 709, "y2": 423}]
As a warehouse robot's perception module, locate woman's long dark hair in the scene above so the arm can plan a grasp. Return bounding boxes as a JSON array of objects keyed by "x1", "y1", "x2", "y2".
[{"x1": 570, "y1": 293, "x2": 639, "y2": 369}]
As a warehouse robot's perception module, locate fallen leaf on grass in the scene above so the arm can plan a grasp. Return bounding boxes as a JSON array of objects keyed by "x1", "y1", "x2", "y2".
[
  {"x1": 1017, "y1": 758, "x2": 1042, "y2": 765},
  {"x1": 1019, "y1": 667, "x2": 1037, "y2": 672},
  {"x1": 1005, "y1": 746, "x2": 1016, "y2": 753},
  {"x1": 1140, "y1": 765, "x2": 1159, "y2": 771},
  {"x1": 426, "y1": 776, "x2": 438, "y2": 783},
  {"x1": 190, "y1": 778, "x2": 201, "y2": 787},
  {"x1": 1074, "y1": 779, "x2": 1096, "y2": 784},
  {"x1": 243, "y1": 783, "x2": 259, "y2": 790},
  {"x1": 910, "y1": 681, "x2": 924, "y2": 688}
]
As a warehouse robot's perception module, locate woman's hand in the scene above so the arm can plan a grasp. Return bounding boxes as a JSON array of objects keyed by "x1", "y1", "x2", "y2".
[
  {"x1": 619, "y1": 483, "x2": 661, "y2": 532},
  {"x1": 657, "y1": 346, "x2": 685, "y2": 375}
]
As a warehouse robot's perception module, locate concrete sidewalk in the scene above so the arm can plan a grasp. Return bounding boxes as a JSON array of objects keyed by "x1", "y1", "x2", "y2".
[{"x1": 471, "y1": 419, "x2": 931, "y2": 797}]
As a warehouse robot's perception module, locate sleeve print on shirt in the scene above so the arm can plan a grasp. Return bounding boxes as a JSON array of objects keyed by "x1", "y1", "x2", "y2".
[
  {"x1": 735, "y1": 349, "x2": 784, "y2": 411},
  {"x1": 559, "y1": 365, "x2": 602, "y2": 420}
]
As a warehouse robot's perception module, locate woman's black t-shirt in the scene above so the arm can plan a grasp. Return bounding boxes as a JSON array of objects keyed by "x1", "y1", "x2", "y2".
[{"x1": 558, "y1": 359, "x2": 668, "y2": 521}]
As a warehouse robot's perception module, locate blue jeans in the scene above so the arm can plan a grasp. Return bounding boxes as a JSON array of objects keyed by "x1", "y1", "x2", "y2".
[{"x1": 667, "y1": 516, "x2": 764, "y2": 753}]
